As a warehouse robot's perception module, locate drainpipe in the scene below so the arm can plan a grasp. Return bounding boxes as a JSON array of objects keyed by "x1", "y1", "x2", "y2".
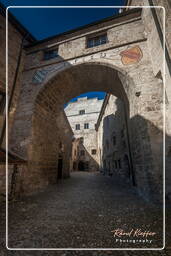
[
  {"x1": 123, "y1": 103, "x2": 136, "y2": 186},
  {"x1": 9, "y1": 163, "x2": 18, "y2": 199},
  {"x1": 0, "y1": 33, "x2": 29, "y2": 147}
]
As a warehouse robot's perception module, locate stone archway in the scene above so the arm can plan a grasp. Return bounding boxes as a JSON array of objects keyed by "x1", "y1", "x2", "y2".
[
  {"x1": 10, "y1": 60, "x2": 163, "y2": 200},
  {"x1": 30, "y1": 63, "x2": 131, "y2": 190}
]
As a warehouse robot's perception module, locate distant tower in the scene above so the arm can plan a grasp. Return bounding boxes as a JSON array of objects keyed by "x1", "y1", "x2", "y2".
[{"x1": 65, "y1": 97, "x2": 103, "y2": 172}]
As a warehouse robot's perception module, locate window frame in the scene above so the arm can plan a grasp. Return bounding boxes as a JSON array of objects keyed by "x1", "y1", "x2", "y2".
[
  {"x1": 91, "y1": 149, "x2": 97, "y2": 155},
  {"x1": 43, "y1": 48, "x2": 58, "y2": 61},
  {"x1": 75, "y1": 124, "x2": 80, "y2": 130},
  {"x1": 86, "y1": 32, "x2": 108, "y2": 48},
  {"x1": 79, "y1": 109, "x2": 85, "y2": 115},
  {"x1": 84, "y1": 123, "x2": 89, "y2": 129}
]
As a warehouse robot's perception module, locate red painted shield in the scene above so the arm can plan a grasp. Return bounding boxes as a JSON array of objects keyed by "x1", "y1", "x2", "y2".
[{"x1": 120, "y1": 46, "x2": 143, "y2": 65}]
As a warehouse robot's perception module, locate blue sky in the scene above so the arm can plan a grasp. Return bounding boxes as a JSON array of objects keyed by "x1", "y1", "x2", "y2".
[
  {"x1": 64, "y1": 92, "x2": 106, "y2": 108},
  {"x1": 1, "y1": 0, "x2": 125, "y2": 40},
  {"x1": 1, "y1": 0, "x2": 125, "y2": 102},
  {"x1": 68, "y1": 92, "x2": 106, "y2": 102}
]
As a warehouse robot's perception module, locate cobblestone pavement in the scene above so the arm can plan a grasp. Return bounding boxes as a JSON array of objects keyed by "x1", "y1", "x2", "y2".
[{"x1": 0, "y1": 171, "x2": 171, "y2": 256}]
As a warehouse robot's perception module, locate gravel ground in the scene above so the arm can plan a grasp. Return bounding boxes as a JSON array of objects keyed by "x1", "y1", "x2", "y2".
[{"x1": 0, "y1": 171, "x2": 170, "y2": 256}]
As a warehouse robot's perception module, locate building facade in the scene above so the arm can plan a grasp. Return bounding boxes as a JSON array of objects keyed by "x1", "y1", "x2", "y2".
[
  {"x1": 0, "y1": 3, "x2": 74, "y2": 198},
  {"x1": 0, "y1": 0, "x2": 170, "y2": 202},
  {"x1": 65, "y1": 97, "x2": 103, "y2": 171},
  {"x1": 96, "y1": 94, "x2": 134, "y2": 184},
  {"x1": 0, "y1": 4, "x2": 35, "y2": 200}
]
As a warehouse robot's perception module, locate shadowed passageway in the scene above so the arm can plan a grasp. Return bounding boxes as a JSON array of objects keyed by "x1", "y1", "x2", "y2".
[{"x1": 5, "y1": 171, "x2": 163, "y2": 249}]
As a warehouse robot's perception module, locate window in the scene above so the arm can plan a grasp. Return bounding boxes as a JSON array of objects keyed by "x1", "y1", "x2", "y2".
[
  {"x1": 80, "y1": 137, "x2": 84, "y2": 143},
  {"x1": 121, "y1": 129, "x2": 124, "y2": 138},
  {"x1": 118, "y1": 159, "x2": 122, "y2": 169},
  {"x1": 106, "y1": 139, "x2": 109, "y2": 150},
  {"x1": 112, "y1": 136, "x2": 116, "y2": 146},
  {"x1": 0, "y1": 91, "x2": 5, "y2": 114},
  {"x1": 43, "y1": 49, "x2": 58, "y2": 60},
  {"x1": 79, "y1": 110, "x2": 85, "y2": 115},
  {"x1": 84, "y1": 123, "x2": 89, "y2": 129},
  {"x1": 87, "y1": 33, "x2": 107, "y2": 48},
  {"x1": 114, "y1": 160, "x2": 117, "y2": 169},
  {"x1": 75, "y1": 124, "x2": 80, "y2": 130},
  {"x1": 91, "y1": 149, "x2": 96, "y2": 155},
  {"x1": 80, "y1": 150, "x2": 85, "y2": 156}
]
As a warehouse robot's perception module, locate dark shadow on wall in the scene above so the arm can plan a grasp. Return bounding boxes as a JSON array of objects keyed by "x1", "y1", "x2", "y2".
[
  {"x1": 8, "y1": 45, "x2": 133, "y2": 198},
  {"x1": 102, "y1": 113, "x2": 131, "y2": 180},
  {"x1": 129, "y1": 114, "x2": 164, "y2": 203},
  {"x1": 72, "y1": 138, "x2": 99, "y2": 172},
  {"x1": 6, "y1": 44, "x2": 169, "y2": 204},
  {"x1": 99, "y1": 97, "x2": 133, "y2": 183},
  {"x1": 100, "y1": 99, "x2": 167, "y2": 203}
]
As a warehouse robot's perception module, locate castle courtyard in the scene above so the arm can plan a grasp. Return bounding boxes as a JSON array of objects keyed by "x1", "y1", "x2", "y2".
[
  {"x1": 0, "y1": 0, "x2": 171, "y2": 253},
  {"x1": 1, "y1": 171, "x2": 165, "y2": 249}
]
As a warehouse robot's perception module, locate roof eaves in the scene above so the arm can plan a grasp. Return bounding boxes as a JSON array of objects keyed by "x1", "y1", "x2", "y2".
[
  {"x1": 0, "y1": 2, "x2": 37, "y2": 43},
  {"x1": 25, "y1": 7, "x2": 141, "y2": 48}
]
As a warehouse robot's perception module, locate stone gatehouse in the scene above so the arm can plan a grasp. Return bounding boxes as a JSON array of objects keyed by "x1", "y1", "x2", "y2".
[{"x1": 0, "y1": 0, "x2": 171, "y2": 202}]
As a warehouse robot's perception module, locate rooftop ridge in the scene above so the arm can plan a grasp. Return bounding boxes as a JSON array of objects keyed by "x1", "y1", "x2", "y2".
[
  {"x1": 24, "y1": 8, "x2": 141, "y2": 48},
  {"x1": 68, "y1": 96, "x2": 104, "y2": 103}
]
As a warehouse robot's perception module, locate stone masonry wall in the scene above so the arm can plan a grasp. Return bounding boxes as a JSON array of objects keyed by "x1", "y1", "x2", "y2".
[
  {"x1": 0, "y1": 12, "x2": 24, "y2": 147},
  {"x1": 0, "y1": 11, "x2": 32, "y2": 200},
  {"x1": 96, "y1": 95, "x2": 132, "y2": 182},
  {"x1": 127, "y1": 0, "x2": 171, "y2": 203},
  {"x1": 9, "y1": 8, "x2": 167, "y2": 201},
  {"x1": 24, "y1": 108, "x2": 73, "y2": 194}
]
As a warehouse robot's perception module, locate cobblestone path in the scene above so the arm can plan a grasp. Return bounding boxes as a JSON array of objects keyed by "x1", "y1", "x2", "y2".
[{"x1": 0, "y1": 171, "x2": 170, "y2": 256}]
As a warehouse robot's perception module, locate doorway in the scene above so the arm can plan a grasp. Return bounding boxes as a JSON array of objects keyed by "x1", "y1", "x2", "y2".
[
  {"x1": 78, "y1": 161, "x2": 85, "y2": 171},
  {"x1": 57, "y1": 158, "x2": 63, "y2": 179}
]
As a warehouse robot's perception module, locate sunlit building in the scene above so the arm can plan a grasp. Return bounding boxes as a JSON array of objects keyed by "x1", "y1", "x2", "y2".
[{"x1": 65, "y1": 96, "x2": 103, "y2": 171}]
